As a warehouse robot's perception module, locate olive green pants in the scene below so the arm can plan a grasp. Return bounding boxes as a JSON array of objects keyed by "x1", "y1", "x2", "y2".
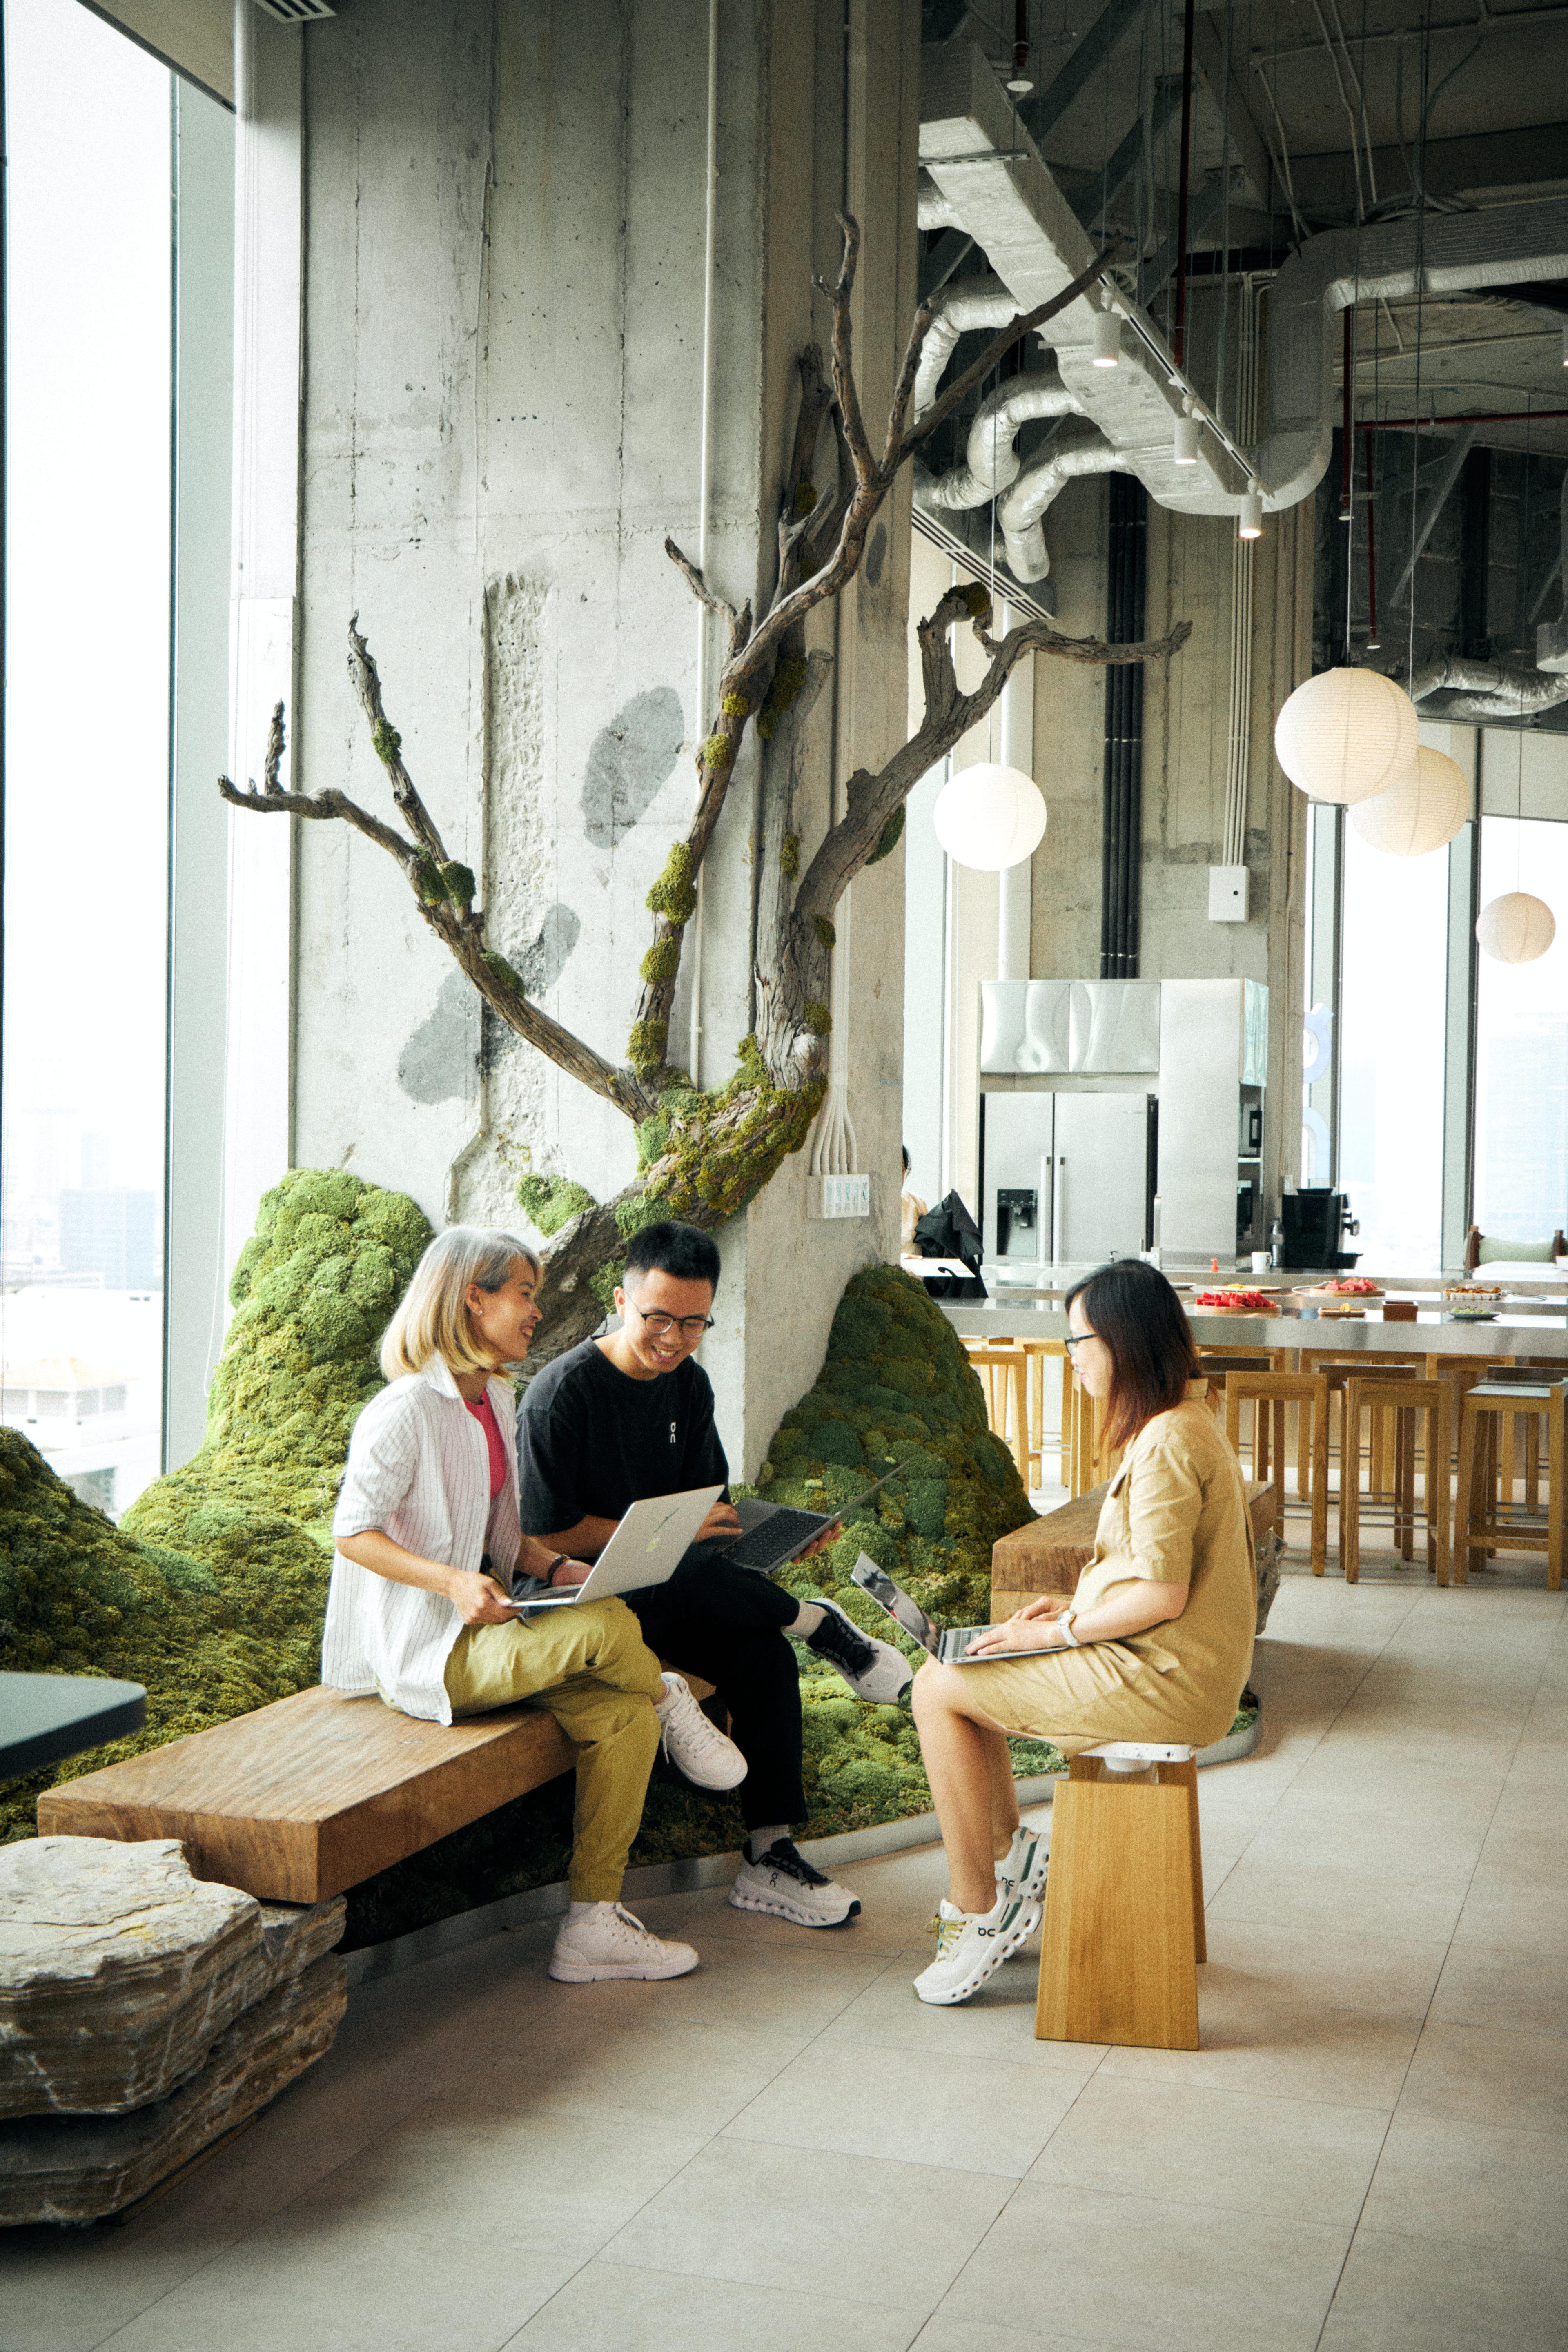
[{"x1": 443, "y1": 1597, "x2": 665, "y2": 1902}]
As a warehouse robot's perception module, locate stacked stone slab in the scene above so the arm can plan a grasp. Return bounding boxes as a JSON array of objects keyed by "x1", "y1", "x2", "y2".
[{"x1": 1, "y1": 1837, "x2": 346, "y2": 2225}]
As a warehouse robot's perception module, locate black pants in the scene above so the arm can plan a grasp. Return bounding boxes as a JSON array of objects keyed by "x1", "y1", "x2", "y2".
[{"x1": 624, "y1": 1551, "x2": 805, "y2": 1832}]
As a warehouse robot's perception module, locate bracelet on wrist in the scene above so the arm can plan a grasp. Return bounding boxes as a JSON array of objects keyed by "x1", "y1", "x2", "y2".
[{"x1": 545, "y1": 1552, "x2": 569, "y2": 1587}]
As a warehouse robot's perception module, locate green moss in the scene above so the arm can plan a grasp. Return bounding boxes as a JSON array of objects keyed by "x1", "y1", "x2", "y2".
[
  {"x1": 757, "y1": 653, "x2": 810, "y2": 743},
  {"x1": 639, "y1": 937, "x2": 681, "y2": 987},
  {"x1": 958, "y1": 583, "x2": 993, "y2": 626},
  {"x1": 645, "y1": 843, "x2": 697, "y2": 926},
  {"x1": 780, "y1": 832, "x2": 800, "y2": 881},
  {"x1": 612, "y1": 1193, "x2": 666, "y2": 1242},
  {"x1": 589, "y1": 1260, "x2": 624, "y2": 1316},
  {"x1": 439, "y1": 861, "x2": 475, "y2": 907},
  {"x1": 813, "y1": 916, "x2": 837, "y2": 951},
  {"x1": 793, "y1": 481, "x2": 818, "y2": 515},
  {"x1": 721, "y1": 692, "x2": 751, "y2": 718},
  {"x1": 627, "y1": 1018, "x2": 669, "y2": 1078},
  {"x1": 1, "y1": 1169, "x2": 433, "y2": 1848},
  {"x1": 517, "y1": 1173, "x2": 597, "y2": 1238},
  {"x1": 702, "y1": 734, "x2": 733, "y2": 771},
  {"x1": 481, "y1": 948, "x2": 525, "y2": 993},
  {"x1": 371, "y1": 717, "x2": 402, "y2": 765},
  {"x1": 865, "y1": 805, "x2": 906, "y2": 865},
  {"x1": 414, "y1": 855, "x2": 445, "y2": 904},
  {"x1": 803, "y1": 999, "x2": 832, "y2": 1036}
]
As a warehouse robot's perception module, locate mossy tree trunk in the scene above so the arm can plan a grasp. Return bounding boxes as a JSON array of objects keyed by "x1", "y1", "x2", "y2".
[{"x1": 221, "y1": 218, "x2": 1191, "y2": 1364}]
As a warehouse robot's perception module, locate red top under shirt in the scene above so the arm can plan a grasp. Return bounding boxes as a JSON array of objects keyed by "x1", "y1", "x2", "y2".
[{"x1": 465, "y1": 1390, "x2": 508, "y2": 1501}]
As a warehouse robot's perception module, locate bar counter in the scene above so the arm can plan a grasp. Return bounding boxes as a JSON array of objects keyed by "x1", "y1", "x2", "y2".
[{"x1": 941, "y1": 1295, "x2": 1568, "y2": 1361}]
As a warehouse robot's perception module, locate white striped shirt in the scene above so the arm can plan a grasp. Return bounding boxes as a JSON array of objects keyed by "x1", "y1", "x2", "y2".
[{"x1": 323, "y1": 1358, "x2": 522, "y2": 1723}]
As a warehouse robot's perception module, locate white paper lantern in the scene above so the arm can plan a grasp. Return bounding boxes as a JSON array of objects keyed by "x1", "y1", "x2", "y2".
[
  {"x1": 1476, "y1": 891, "x2": 1556, "y2": 964},
  {"x1": 933, "y1": 762, "x2": 1047, "y2": 871},
  {"x1": 1273, "y1": 668, "x2": 1419, "y2": 805},
  {"x1": 1349, "y1": 745, "x2": 1470, "y2": 857}
]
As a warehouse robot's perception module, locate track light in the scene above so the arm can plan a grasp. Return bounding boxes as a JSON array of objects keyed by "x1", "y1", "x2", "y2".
[
  {"x1": 1238, "y1": 488, "x2": 1264, "y2": 541},
  {"x1": 1091, "y1": 310, "x2": 1122, "y2": 368},
  {"x1": 1561, "y1": 321, "x2": 1568, "y2": 368},
  {"x1": 1173, "y1": 413, "x2": 1200, "y2": 465}
]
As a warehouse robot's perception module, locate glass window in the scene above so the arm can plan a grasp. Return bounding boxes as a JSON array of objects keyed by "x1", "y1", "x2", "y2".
[
  {"x1": 1336, "y1": 816, "x2": 1450, "y2": 1271},
  {"x1": 1, "y1": 0, "x2": 173, "y2": 1515},
  {"x1": 1472, "y1": 815, "x2": 1568, "y2": 1245}
]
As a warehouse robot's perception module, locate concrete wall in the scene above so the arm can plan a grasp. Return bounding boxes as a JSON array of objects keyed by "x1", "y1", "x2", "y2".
[{"x1": 289, "y1": 0, "x2": 920, "y2": 1474}]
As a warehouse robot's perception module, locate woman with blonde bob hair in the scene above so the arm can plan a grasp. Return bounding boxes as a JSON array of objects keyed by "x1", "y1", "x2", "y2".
[
  {"x1": 908, "y1": 1258, "x2": 1256, "y2": 2009},
  {"x1": 326, "y1": 1225, "x2": 745, "y2": 1983}
]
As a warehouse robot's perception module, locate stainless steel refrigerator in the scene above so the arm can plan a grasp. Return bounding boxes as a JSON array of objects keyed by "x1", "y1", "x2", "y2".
[{"x1": 981, "y1": 1090, "x2": 1157, "y2": 1266}]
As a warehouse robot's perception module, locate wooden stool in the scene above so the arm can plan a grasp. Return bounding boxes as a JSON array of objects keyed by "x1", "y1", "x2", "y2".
[
  {"x1": 1225, "y1": 1370, "x2": 1330, "y2": 1574},
  {"x1": 1453, "y1": 1380, "x2": 1566, "y2": 1589},
  {"x1": 1036, "y1": 1741, "x2": 1203, "y2": 2051},
  {"x1": 963, "y1": 1343, "x2": 1030, "y2": 1485},
  {"x1": 1018, "y1": 1338, "x2": 1068, "y2": 1491},
  {"x1": 1339, "y1": 1376, "x2": 1452, "y2": 1584}
]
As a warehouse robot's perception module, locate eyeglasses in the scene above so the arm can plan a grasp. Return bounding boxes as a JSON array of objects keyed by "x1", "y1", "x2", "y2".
[
  {"x1": 1063, "y1": 1331, "x2": 1098, "y2": 1352},
  {"x1": 628, "y1": 1304, "x2": 715, "y2": 1338}
]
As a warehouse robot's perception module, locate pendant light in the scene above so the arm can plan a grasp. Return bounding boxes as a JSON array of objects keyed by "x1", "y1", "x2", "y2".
[
  {"x1": 1349, "y1": 744, "x2": 1470, "y2": 856},
  {"x1": 1091, "y1": 309, "x2": 1122, "y2": 368},
  {"x1": 933, "y1": 762, "x2": 1047, "y2": 871},
  {"x1": 1238, "y1": 487, "x2": 1264, "y2": 540},
  {"x1": 1273, "y1": 668, "x2": 1419, "y2": 805},
  {"x1": 1477, "y1": 891, "x2": 1556, "y2": 964},
  {"x1": 1173, "y1": 411, "x2": 1200, "y2": 465}
]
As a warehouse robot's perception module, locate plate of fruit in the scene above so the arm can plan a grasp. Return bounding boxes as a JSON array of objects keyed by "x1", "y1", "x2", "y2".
[
  {"x1": 1193, "y1": 1287, "x2": 1276, "y2": 1313},
  {"x1": 1302, "y1": 1277, "x2": 1382, "y2": 1297}
]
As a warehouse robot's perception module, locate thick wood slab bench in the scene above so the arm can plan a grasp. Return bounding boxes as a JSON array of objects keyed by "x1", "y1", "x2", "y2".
[
  {"x1": 991, "y1": 1479, "x2": 1278, "y2": 1617},
  {"x1": 36, "y1": 1674, "x2": 713, "y2": 1905}
]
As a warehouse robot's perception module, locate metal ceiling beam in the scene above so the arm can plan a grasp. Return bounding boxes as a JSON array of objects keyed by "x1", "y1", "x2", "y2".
[
  {"x1": 1390, "y1": 423, "x2": 1478, "y2": 608},
  {"x1": 1018, "y1": 0, "x2": 1147, "y2": 148},
  {"x1": 918, "y1": 225, "x2": 976, "y2": 300},
  {"x1": 1290, "y1": 121, "x2": 1568, "y2": 216},
  {"x1": 1188, "y1": 11, "x2": 1273, "y2": 210},
  {"x1": 1069, "y1": 77, "x2": 1183, "y2": 231}
]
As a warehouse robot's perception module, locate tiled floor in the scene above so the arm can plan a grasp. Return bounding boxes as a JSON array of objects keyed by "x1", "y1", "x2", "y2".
[{"x1": 7, "y1": 1562, "x2": 1568, "y2": 2352}]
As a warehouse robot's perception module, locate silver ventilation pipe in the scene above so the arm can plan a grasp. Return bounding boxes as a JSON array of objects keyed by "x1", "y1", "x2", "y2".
[
  {"x1": 1409, "y1": 656, "x2": 1568, "y2": 723},
  {"x1": 1539, "y1": 470, "x2": 1568, "y2": 675},
  {"x1": 912, "y1": 274, "x2": 1025, "y2": 417},
  {"x1": 996, "y1": 422, "x2": 1127, "y2": 581},
  {"x1": 920, "y1": 368, "x2": 1085, "y2": 514}
]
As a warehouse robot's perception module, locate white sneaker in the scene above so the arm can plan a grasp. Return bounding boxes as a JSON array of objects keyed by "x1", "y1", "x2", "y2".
[
  {"x1": 656, "y1": 1672, "x2": 747, "y2": 1789},
  {"x1": 995, "y1": 1822, "x2": 1049, "y2": 1904},
  {"x1": 801, "y1": 1599, "x2": 913, "y2": 1702},
  {"x1": 913, "y1": 1892, "x2": 1042, "y2": 2006},
  {"x1": 728, "y1": 1838, "x2": 860, "y2": 1927},
  {"x1": 548, "y1": 1901, "x2": 699, "y2": 1982}
]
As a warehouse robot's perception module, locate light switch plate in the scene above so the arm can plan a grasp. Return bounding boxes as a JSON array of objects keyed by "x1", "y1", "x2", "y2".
[
  {"x1": 1208, "y1": 864, "x2": 1249, "y2": 923},
  {"x1": 815, "y1": 1173, "x2": 871, "y2": 1220}
]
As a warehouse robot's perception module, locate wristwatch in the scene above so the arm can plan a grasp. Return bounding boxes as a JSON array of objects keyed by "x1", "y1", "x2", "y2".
[{"x1": 1055, "y1": 1606, "x2": 1080, "y2": 1648}]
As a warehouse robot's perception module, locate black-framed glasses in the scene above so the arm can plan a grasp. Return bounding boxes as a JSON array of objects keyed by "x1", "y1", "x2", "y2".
[
  {"x1": 629, "y1": 1304, "x2": 715, "y2": 1338},
  {"x1": 1063, "y1": 1331, "x2": 1097, "y2": 1352}
]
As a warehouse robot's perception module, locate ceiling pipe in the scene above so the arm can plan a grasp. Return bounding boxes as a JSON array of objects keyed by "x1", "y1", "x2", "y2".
[
  {"x1": 1173, "y1": 0, "x2": 1196, "y2": 371},
  {"x1": 996, "y1": 421, "x2": 1130, "y2": 581},
  {"x1": 912, "y1": 273, "x2": 1027, "y2": 416},
  {"x1": 1408, "y1": 655, "x2": 1568, "y2": 720},
  {"x1": 920, "y1": 368, "x2": 1085, "y2": 514},
  {"x1": 1539, "y1": 470, "x2": 1568, "y2": 672}
]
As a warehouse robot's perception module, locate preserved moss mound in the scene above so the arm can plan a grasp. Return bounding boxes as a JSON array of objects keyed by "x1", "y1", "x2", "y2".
[{"x1": 0, "y1": 1169, "x2": 433, "y2": 1845}]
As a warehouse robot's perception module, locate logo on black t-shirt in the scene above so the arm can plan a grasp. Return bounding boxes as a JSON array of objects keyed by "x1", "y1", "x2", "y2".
[{"x1": 670, "y1": 1420, "x2": 678, "y2": 1446}]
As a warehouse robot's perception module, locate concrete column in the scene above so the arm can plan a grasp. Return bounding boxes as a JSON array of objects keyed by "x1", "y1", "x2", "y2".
[{"x1": 289, "y1": 0, "x2": 918, "y2": 1472}]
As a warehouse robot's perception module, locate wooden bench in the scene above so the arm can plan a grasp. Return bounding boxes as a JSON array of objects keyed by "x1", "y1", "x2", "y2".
[
  {"x1": 991, "y1": 1478, "x2": 1278, "y2": 1617},
  {"x1": 36, "y1": 1673, "x2": 715, "y2": 1906}
]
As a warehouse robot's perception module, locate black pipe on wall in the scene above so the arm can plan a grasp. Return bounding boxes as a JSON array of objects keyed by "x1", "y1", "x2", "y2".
[{"x1": 1100, "y1": 472, "x2": 1147, "y2": 978}]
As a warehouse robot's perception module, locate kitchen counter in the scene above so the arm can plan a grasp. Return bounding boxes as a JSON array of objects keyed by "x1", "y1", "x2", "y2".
[{"x1": 942, "y1": 1297, "x2": 1568, "y2": 1359}]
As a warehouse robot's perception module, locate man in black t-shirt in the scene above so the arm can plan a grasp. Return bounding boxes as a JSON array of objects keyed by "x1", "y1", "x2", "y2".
[{"x1": 516, "y1": 1220, "x2": 910, "y2": 1929}]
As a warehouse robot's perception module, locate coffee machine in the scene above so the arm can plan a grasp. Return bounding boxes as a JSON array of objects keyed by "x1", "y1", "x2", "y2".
[{"x1": 1280, "y1": 1189, "x2": 1361, "y2": 1272}]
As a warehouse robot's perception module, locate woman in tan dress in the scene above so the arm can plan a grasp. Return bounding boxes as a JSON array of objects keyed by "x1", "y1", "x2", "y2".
[{"x1": 911, "y1": 1258, "x2": 1256, "y2": 2006}]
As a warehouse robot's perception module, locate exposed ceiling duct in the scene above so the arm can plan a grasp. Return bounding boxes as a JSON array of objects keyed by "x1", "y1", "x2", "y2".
[
  {"x1": 915, "y1": 40, "x2": 1568, "y2": 574},
  {"x1": 1408, "y1": 656, "x2": 1568, "y2": 724}
]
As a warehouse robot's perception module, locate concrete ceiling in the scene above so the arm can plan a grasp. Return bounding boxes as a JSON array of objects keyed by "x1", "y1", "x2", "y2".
[{"x1": 927, "y1": 0, "x2": 1568, "y2": 453}]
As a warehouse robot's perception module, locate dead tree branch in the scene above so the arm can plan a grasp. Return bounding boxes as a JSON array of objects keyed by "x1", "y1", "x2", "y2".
[{"x1": 625, "y1": 214, "x2": 1121, "y2": 1085}]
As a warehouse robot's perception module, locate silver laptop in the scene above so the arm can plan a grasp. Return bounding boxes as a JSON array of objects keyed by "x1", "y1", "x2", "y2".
[
  {"x1": 850, "y1": 1552, "x2": 1062, "y2": 1666},
  {"x1": 504, "y1": 1486, "x2": 723, "y2": 1613},
  {"x1": 717, "y1": 1462, "x2": 910, "y2": 1575}
]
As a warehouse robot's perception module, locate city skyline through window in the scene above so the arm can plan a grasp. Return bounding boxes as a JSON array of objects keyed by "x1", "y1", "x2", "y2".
[{"x1": 1, "y1": 0, "x2": 173, "y2": 1515}]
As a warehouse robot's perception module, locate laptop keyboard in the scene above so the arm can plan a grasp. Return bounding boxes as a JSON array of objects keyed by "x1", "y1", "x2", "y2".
[{"x1": 724, "y1": 1508, "x2": 826, "y2": 1570}]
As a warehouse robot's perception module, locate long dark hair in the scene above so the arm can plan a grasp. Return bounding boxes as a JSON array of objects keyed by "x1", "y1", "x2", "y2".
[{"x1": 1064, "y1": 1260, "x2": 1198, "y2": 1451}]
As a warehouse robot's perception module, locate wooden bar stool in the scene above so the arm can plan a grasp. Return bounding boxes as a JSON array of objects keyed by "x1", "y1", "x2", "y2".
[
  {"x1": 1194, "y1": 1350, "x2": 1277, "y2": 1478},
  {"x1": 1224, "y1": 1370, "x2": 1330, "y2": 1573},
  {"x1": 1018, "y1": 1338, "x2": 1067, "y2": 1492},
  {"x1": 1339, "y1": 1376, "x2": 1452, "y2": 1584},
  {"x1": 1452, "y1": 1380, "x2": 1566, "y2": 1589},
  {"x1": 962, "y1": 1343, "x2": 1030, "y2": 1485},
  {"x1": 1036, "y1": 1741, "x2": 1204, "y2": 2052}
]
